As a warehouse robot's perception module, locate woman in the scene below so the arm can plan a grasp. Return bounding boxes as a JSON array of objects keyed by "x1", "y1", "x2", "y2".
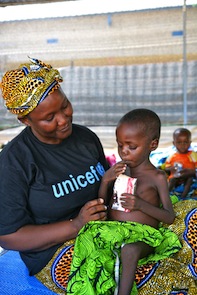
[{"x1": 0, "y1": 57, "x2": 109, "y2": 293}]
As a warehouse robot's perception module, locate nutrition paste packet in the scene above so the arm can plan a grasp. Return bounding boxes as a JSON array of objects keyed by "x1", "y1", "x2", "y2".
[{"x1": 111, "y1": 174, "x2": 137, "y2": 212}]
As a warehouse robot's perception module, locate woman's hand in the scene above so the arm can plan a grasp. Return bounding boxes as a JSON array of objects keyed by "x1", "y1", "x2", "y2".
[{"x1": 73, "y1": 198, "x2": 107, "y2": 231}]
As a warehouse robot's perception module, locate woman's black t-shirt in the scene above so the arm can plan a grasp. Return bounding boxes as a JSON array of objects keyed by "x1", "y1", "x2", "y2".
[{"x1": 0, "y1": 124, "x2": 109, "y2": 275}]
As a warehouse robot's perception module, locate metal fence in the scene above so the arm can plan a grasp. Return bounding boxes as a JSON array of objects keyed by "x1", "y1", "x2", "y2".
[
  {"x1": 62, "y1": 60, "x2": 197, "y2": 126},
  {"x1": 0, "y1": 60, "x2": 197, "y2": 129}
]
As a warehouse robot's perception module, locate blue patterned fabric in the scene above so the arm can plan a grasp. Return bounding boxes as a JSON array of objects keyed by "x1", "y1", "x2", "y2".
[{"x1": 0, "y1": 250, "x2": 56, "y2": 295}]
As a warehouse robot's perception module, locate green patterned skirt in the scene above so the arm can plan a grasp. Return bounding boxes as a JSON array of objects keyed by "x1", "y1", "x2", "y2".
[
  {"x1": 36, "y1": 199, "x2": 197, "y2": 295},
  {"x1": 66, "y1": 220, "x2": 182, "y2": 295}
]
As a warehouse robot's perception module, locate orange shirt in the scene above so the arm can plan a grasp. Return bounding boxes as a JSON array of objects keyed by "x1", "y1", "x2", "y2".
[{"x1": 165, "y1": 150, "x2": 197, "y2": 178}]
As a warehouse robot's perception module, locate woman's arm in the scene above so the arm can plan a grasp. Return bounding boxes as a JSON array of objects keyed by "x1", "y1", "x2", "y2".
[{"x1": 0, "y1": 198, "x2": 107, "y2": 252}]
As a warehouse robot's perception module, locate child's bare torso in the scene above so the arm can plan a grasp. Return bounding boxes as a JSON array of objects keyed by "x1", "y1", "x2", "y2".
[
  {"x1": 109, "y1": 208, "x2": 158, "y2": 228},
  {"x1": 108, "y1": 168, "x2": 161, "y2": 229}
]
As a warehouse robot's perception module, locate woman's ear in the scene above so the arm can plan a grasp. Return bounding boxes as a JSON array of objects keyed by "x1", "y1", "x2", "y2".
[
  {"x1": 18, "y1": 116, "x2": 30, "y2": 126},
  {"x1": 150, "y1": 138, "x2": 159, "y2": 151}
]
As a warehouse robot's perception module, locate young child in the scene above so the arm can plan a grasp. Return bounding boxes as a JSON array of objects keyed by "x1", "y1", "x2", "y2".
[
  {"x1": 98, "y1": 108, "x2": 176, "y2": 295},
  {"x1": 164, "y1": 128, "x2": 197, "y2": 199},
  {"x1": 67, "y1": 109, "x2": 181, "y2": 295}
]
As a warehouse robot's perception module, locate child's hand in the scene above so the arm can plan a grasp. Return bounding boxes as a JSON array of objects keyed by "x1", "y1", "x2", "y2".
[
  {"x1": 120, "y1": 193, "x2": 141, "y2": 211},
  {"x1": 102, "y1": 161, "x2": 127, "y2": 183},
  {"x1": 170, "y1": 166, "x2": 177, "y2": 175}
]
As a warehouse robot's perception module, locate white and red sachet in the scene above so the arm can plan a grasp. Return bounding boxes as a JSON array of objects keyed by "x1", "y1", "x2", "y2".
[{"x1": 111, "y1": 174, "x2": 137, "y2": 212}]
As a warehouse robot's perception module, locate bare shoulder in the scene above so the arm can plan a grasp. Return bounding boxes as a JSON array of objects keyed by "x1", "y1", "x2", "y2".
[
  {"x1": 155, "y1": 168, "x2": 166, "y2": 177},
  {"x1": 145, "y1": 166, "x2": 167, "y2": 182},
  {"x1": 137, "y1": 166, "x2": 166, "y2": 184}
]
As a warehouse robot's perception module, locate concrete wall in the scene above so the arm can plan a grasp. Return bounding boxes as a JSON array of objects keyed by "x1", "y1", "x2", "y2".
[{"x1": 0, "y1": 6, "x2": 197, "y2": 70}]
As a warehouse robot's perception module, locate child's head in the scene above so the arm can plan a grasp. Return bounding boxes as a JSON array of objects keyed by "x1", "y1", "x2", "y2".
[
  {"x1": 116, "y1": 108, "x2": 161, "y2": 165},
  {"x1": 173, "y1": 128, "x2": 191, "y2": 154}
]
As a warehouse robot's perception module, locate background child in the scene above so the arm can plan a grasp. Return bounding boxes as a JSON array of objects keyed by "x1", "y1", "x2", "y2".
[
  {"x1": 164, "y1": 128, "x2": 197, "y2": 199},
  {"x1": 98, "y1": 108, "x2": 176, "y2": 295}
]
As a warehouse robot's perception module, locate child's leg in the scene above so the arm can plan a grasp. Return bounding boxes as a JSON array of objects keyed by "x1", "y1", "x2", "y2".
[
  {"x1": 181, "y1": 177, "x2": 193, "y2": 198},
  {"x1": 118, "y1": 241, "x2": 154, "y2": 295}
]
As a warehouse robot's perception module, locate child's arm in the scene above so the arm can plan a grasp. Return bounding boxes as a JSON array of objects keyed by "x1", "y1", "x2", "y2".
[
  {"x1": 164, "y1": 155, "x2": 174, "y2": 175},
  {"x1": 178, "y1": 168, "x2": 196, "y2": 179},
  {"x1": 98, "y1": 162, "x2": 127, "y2": 204},
  {"x1": 152, "y1": 170, "x2": 175, "y2": 224}
]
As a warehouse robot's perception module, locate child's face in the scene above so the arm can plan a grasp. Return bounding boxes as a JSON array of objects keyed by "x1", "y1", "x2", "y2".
[
  {"x1": 173, "y1": 133, "x2": 191, "y2": 154},
  {"x1": 116, "y1": 122, "x2": 155, "y2": 168}
]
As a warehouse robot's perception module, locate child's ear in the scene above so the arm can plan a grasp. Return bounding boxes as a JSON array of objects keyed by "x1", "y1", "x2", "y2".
[{"x1": 150, "y1": 138, "x2": 159, "y2": 151}]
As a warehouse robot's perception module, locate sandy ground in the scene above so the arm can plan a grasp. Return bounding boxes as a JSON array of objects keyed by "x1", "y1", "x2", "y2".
[{"x1": 1, "y1": 125, "x2": 197, "y2": 155}]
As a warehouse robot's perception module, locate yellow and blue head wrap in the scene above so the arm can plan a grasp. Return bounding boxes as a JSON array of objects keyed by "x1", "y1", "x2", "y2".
[{"x1": 0, "y1": 57, "x2": 63, "y2": 117}]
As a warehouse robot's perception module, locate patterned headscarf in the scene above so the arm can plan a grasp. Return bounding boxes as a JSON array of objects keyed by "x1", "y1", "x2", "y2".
[{"x1": 0, "y1": 57, "x2": 63, "y2": 117}]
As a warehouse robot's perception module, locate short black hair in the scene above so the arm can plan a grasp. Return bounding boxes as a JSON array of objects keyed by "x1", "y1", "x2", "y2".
[
  {"x1": 173, "y1": 128, "x2": 191, "y2": 140},
  {"x1": 118, "y1": 108, "x2": 161, "y2": 140}
]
